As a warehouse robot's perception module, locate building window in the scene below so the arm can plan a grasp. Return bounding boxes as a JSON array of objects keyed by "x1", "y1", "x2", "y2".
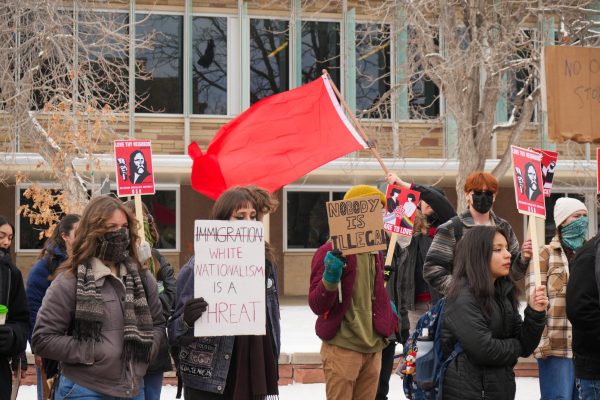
[
  {"x1": 18, "y1": 187, "x2": 179, "y2": 251},
  {"x1": 408, "y1": 27, "x2": 440, "y2": 119},
  {"x1": 192, "y1": 16, "x2": 227, "y2": 115},
  {"x1": 356, "y1": 23, "x2": 390, "y2": 119},
  {"x1": 286, "y1": 190, "x2": 344, "y2": 250},
  {"x1": 301, "y1": 21, "x2": 341, "y2": 89},
  {"x1": 507, "y1": 30, "x2": 536, "y2": 122},
  {"x1": 135, "y1": 14, "x2": 183, "y2": 114},
  {"x1": 250, "y1": 18, "x2": 289, "y2": 105}
]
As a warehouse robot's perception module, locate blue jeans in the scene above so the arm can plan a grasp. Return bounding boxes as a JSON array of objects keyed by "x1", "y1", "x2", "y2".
[
  {"x1": 54, "y1": 375, "x2": 144, "y2": 400},
  {"x1": 537, "y1": 357, "x2": 578, "y2": 400},
  {"x1": 577, "y1": 379, "x2": 600, "y2": 400},
  {"x1": 36, "y1": 366, "x2": 43, "y2": 400},
  {"x1": 143, "y1": 372, "x2": 164, "y2": 400}
]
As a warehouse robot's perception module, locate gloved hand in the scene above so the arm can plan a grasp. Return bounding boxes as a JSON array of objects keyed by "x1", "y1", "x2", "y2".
[
  {"x1": 183, "y1": 297, "x2": 208, "y2": 327},
  {"x1": 137, "y1": 241, "x2": 152, "y2": 265},
  {"x1": 0, "y1": 326, "x2": 15, "y2": 354},
  {"x1": 383, "y1": 264, "x2": 396, "y2": 282},
  {"x1": 323, "y1": 250, "x2": 345, "y2": 285}
]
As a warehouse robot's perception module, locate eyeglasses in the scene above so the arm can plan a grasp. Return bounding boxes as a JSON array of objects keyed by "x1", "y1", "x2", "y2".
[{"x1": 472, "y1": 190, "x2": 495, "y2": 196}]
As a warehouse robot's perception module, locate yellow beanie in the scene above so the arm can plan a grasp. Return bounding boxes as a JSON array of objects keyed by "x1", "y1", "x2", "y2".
[{"x1": 343, "y1": 185, "x2": 386, "y2": 207}]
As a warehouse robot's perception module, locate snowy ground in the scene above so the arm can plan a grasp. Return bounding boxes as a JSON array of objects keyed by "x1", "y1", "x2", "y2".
[{"x1": 15, "y1": 297, "x2": 541, "y2": 399}]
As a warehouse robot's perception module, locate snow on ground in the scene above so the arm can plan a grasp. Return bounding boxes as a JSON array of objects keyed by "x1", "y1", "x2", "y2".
[{"x1": 16, "y1": 297, "x2": 541, "y2": 399}]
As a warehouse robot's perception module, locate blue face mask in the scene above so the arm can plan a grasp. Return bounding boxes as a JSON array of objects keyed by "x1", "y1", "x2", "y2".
[{"x1": 560, "y1": 216, "x2": 589, "y2": 251}]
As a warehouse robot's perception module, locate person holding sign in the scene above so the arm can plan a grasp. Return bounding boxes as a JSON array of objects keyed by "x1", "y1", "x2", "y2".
[
  {"x1": 424, "y1": 172, "x2": 532, "y2": 301},
  {"x1": 32, "y1": 196, "x2": 166, "y2": 399},
  {"x1": 169, "y1": 187, "x2": 280, "y2": 400},
  {"x1": 309, "y1": 185, "x2": 397, "y2": 400},
  {"x1": 441, "y1": 226, "x2": 547, "y2": 400},
  {"x1": 526, "y1": 197, "x2": 588, "y2": 400},
  {"x1": 377, "y1": 173, "x2": 456, "y2": 400}
]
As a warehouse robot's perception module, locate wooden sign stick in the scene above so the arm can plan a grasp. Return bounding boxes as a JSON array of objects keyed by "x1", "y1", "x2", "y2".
[
  {"x1": 529, "y1": 216, "x2": 542, "y2": 287},
  {"x1": 385, "y1": 232, "x2": 398, "y2": 267},
  {"x1": 321, "y1": 69, "x2": 390, "y2": 176},
  {"x1": 134, "y1": 195, "x2": 145, "y2": 243}
]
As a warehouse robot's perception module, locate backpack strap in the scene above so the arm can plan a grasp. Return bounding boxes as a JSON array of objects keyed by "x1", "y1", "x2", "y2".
[{"x1": 449, "y1": 216, "x2": 463, "y2": 243}]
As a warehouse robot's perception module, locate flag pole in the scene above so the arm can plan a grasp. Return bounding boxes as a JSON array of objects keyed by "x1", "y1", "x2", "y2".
[{"x1": 321, "y1": 70, "x2": 390, "y2": 175}]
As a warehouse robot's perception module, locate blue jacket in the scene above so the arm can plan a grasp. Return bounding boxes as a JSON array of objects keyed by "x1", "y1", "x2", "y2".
[
  {"x1": 168, "y1": 256, "x2": 281, "y2": 395},
  {"x1": 26, "y1": 245, "x2": 67, "y2": 340}
]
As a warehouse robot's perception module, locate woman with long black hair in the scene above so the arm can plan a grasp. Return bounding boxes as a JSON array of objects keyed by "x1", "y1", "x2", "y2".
[{"x1": 441, "y1": 225, "x2": 548, "y2": 400}]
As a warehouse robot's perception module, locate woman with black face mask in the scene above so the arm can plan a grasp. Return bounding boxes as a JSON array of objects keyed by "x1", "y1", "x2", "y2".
[
  {"x1": 32, "y1": 195, "x2": 166, "y2": 399},
  {"x1": 423, "y1": 171, "x2": 533, "y2": 302}
]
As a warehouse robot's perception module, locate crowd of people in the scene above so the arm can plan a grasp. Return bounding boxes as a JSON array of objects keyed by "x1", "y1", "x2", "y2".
[{"x1": 0, "y1": 173, "x2": 598, "y2": 400}]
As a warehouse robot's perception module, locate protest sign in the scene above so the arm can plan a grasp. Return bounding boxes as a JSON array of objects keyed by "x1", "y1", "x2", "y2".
[
  {"x1": 529, "y1": 148, "x2": 558, "y2": 197},
  {"x1": 383, "y1": 184, "x2": 421, "y2": 237},
  {"x1": 193, "y1": 220, "x2": 266, "y2": 336},
  {"x1": 114, "y1": 140, "x2": 155, "y2": 197},
  {"x1": 544, "y1": 46, "x2": 600, "y2": 143},
  {"x1": 326, "y1": 195, "x2": 387, "y2": 256},
  {"x1": 511, "y1": 145, "x2": 546, "y2": 218}
]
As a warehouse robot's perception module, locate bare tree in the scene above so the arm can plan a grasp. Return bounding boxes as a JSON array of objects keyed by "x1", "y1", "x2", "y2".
[
  {"x1": 0, "y1": 0, "x2": 149, "y2": 228},
  {"x1": 363, "y1": 1, "x2": 598, "y2": 210}
]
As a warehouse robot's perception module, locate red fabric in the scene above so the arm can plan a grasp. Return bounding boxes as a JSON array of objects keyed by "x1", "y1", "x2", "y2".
[
  {"x1": 189, "y1": 76, "x2": 367, "y2": 199},
  {"x1": 428, "y1": 227, "x2": 437, "y2": 238},
  {"x1": 415, "y1": 292, "x2": 432, "y2": 304}
]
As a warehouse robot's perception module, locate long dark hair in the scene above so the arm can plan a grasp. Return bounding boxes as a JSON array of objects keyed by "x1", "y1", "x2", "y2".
[
  {"x1": 446, "y1": 225, "x2": 520, "y2": 319},
  {"x1": 60, "y1": 195, "x2": 141, "y2": 275},
  {"x1": 40, "y1": 213, "x2": 80, "y2": 274}
]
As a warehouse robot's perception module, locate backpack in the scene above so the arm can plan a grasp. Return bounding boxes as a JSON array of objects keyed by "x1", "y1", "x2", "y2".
[{"x1": 401, "y1": 298, "x2": 462, "y2": 400}]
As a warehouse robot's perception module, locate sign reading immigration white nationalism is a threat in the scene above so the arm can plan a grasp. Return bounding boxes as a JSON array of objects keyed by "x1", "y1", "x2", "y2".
[{"x1": 193, "y1": 220, "x2": 266, "y2": 336}]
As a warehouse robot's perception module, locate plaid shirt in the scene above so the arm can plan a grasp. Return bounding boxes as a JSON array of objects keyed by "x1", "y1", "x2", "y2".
[{"x1": 526, "y1": 235, "x2": 572, "y2": 358}]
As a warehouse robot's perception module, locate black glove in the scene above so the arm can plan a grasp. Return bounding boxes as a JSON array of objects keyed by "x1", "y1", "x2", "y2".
[
  {"x1": 0, "y1": 326, "x2": 15, "y2": 354},
  {"x1": 400, "y1": 329, "x2": 410, "y2": 346},
  {"x1": 383, "y1": 264, "x2": 396, "y2": 282},
  {"x1": 183, "y1": 297, "x2": 208, "y2": 327}
]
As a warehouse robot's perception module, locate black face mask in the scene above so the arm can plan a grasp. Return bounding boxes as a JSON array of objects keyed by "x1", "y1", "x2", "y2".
[
  {"x1": 471, "y1": 192, "x2": 494, "y2": 214},
  {"x1": 95, "y1": 228, "x2": 130, "y2": 263},
  {"x1": 0, "y1": 247, "x2": 9, "y2": 258}
]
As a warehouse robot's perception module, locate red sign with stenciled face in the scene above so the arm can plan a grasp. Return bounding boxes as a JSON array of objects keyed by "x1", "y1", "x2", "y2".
[
  {"x1": 382, "y1": 184, "x2": 421, "y2": 237},
  {"x1": 114, "y1": 140, "x2": 155, "y2": 197},
  {"x1": 529, "y1": 148, "x2": 558, "y2": 197},
  {"x1": 511, "y1": 145, "x2": 545, "y2": 218}
]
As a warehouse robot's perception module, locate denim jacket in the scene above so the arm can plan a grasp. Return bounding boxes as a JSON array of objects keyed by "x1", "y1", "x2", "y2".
[{"x1": 168, "y1": 256, "x2": 281, "y2": 394}]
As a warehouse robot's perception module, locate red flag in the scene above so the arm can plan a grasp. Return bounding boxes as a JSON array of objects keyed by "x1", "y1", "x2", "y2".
[{"x1": 189, "y1": 75, "x2": 368, "y2": 199}]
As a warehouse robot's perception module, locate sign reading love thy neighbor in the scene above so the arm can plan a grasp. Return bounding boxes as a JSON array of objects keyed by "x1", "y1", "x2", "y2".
[
  {"x1": 326, "y1": 195, "x2": 387, "y2": 256},
  {"x1": 193, "y1": 220, "x2": 265, "y2": 336}
]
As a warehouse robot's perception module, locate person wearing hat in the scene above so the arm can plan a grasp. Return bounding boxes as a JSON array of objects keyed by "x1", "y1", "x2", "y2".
[
  {"x1": 526, "y1": 197, "x2": 588, "y2": 400},
  {"x1": 308, "y1": 185, "x2": 397, "y2": 400}
]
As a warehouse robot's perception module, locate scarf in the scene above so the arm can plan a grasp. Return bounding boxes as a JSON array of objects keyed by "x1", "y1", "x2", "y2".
[{"x1": 73, "y1": 257, "x2": 154, "y2": 364}]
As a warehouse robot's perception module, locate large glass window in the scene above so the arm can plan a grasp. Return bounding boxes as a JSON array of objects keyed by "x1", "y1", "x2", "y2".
[
  {"x1": 301, "y1": 21, "x2": 340, "y2": 89},
  {"x1": 192, "y1": 16, "x2": 227, "y2": 115},
  {"x1": 250, "y1": 18, "x2": 289, "y2": 104},
  {"x1": 356, "y1": 23, "x2": 390, "y2": 119},
  {"x1": 407, "y1": 27, "x2": 440, "y2": 119},
  {"x1": 135, "y1": 14, "x2": 183, "y2": 114},
  {"x1": 507, "y1": 30, "x2": 536, "y2": 122},
  {"x1": 286, "y1": 190, "x2": 344, "y2": 250}
]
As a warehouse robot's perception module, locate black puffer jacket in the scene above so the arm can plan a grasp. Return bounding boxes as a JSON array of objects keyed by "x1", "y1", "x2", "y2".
[
  {"x1": 441, "y1": 278, "x2": 546, "y2": 400},
  {"x1": 147, "y1": 249, "x2": 177, "y2": 374}
]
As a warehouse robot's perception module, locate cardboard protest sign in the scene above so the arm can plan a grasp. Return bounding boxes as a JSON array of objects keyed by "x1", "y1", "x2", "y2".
[
  {"x1": 544, "y1": 46, "x2": 600, "y2": 143},
  {"x1": 114, "y1": 140, "x2": 155, "y2": 196},
  {"x1": 530, "y1": 148, "x2": 558, "y2": 197},
  {"x1": 383, "y1": 185, "x2": 421, "y2": 237},
  {"x1": 326, "y1": 195, "x2": 387, "y2": 256},
  {"x1": 511, "y1": 145, "x2": 546, "y2": 218},
  {"x1": 193, "y1": 220, "x2": 266, "y2": 336}
]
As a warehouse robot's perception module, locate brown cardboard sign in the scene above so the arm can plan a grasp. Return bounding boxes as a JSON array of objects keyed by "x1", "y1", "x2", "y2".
[
  {"x1": 545, "y1": 46, "x2": 600, "y2": 143},
  {"x1": 326, "y1": 195, "x2": 387, "y2": 255}
]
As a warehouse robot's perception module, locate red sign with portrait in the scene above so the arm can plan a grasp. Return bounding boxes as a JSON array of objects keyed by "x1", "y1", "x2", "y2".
[
  {"x1": 383, "y1": 184, "x2": 421, "y2": 237},
  {"x1": 114, "y1": 140, "x2": 155, "y2": 197},
  {"x1": 529, "y1": 148, "x2": 558, "y2": 197},
  {"x1": 511, "y1": 145, "x2": 545, "y2": 218}
]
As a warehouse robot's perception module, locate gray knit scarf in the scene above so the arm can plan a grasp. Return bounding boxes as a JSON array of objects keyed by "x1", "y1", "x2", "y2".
[{"x1": 73, "y1": 257, "x2": 154, "y2": 364}]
